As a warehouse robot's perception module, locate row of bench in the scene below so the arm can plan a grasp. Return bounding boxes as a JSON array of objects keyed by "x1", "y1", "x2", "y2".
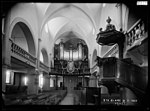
[
  {"x1": 6, "y1": 85, "x2": 27, "y2": 94},
  {"x1": 4, "y1": 90, "x2": 67, "y2": 105}
]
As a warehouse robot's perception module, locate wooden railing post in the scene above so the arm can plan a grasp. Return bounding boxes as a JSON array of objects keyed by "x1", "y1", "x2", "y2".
[
  {"x1": 125, "y1": 19, "x2": 146, "y2": 50},
  {"x1": 10, "y1": 39, "x2": 36, "y2": 65}
]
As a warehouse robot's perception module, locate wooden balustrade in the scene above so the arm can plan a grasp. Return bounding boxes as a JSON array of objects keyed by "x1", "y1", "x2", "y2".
[
  {"x1": 125, "y1": 19, "x2": 146, "y2": 47},
  {"x1": 9, "y1": 39, "x2": 36, "y2": 64},
  {"x1": 50, "y1": 67, "x2": 90, "y2": 75}
]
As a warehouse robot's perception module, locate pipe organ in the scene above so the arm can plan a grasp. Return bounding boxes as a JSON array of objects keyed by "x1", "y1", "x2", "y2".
[
  {"x1": 59, "y1": 41, "x2": 83, "y2": 61},
  {"x1": 53, "y1": 40, "x2": 89, "y2": 74}
]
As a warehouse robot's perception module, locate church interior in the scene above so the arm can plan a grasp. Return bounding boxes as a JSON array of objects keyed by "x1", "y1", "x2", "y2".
[{"x1": 1, "y1": 2, "x2": 148, "y2": 110}]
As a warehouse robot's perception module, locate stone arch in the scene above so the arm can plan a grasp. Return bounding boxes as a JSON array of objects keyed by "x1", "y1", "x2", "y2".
[
  {"x1": 41, "y1": 48, "x2": 49, "y2": 65},
  {"x1": 9, "y1": 17, "x2": 36, "y2": 56},
  {"x1": 92, "y1": 49, "x2": 97, "y2": 66}
]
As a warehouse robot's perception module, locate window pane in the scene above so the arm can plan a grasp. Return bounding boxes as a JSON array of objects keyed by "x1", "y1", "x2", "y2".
[{"x1": 6, "y1": 70, "x2": 10, "y2": 84}]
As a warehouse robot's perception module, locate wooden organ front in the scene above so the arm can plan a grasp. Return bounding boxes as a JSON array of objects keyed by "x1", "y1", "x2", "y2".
[
  {"x1": 59, "y1": 40, "x2": 84, "y2": 61},
  {"x1": 52, "y1": 40, "x2": 90, "y2": 75}
]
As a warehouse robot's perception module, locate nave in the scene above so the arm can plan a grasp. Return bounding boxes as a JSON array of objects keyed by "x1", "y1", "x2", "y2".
[{"x1": 2, "y1": 2, "x2": 148, "y2": 110}]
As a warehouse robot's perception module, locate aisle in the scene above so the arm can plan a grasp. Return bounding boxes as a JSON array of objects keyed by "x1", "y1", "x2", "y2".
[{"x1": 59, "y1": 93, "x2": 75, "y2": 105}]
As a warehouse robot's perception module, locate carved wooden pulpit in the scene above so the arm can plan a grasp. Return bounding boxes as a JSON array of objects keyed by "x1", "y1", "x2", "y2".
[{"x1": 96, "y1": 17, "x2": 125, "y2": 59}]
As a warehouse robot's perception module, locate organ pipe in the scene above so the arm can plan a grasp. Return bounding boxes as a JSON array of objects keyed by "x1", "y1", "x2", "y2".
[
  {"x1": 59, "y1": 41, "x2": 84, "y2": 61},
  {"x1": 60, "y1": 40, "x2": 64, "y2": 60}
]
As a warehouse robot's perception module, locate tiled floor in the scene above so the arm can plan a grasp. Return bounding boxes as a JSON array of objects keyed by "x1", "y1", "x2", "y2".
[{"x1": 59, "y1": 93, "x2": 75, "y2": 105}]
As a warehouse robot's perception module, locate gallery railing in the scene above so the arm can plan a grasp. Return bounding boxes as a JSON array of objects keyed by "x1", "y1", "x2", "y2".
[
  {"x1": 9, "y1": 39, "x2": 36, "y2": 64},
  {"x1": 125, "y1": 19, "x2": 147, "y2": 49},
  {"x1": 49, "y1": 67, "x2": 91, "y2": 75},
  {"x1": 39, "y1": 61, "x2": 49, "y2": 72}
]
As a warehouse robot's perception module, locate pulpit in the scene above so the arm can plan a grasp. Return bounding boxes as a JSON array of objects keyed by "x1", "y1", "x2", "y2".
[{"x1": 96, "y1": 17, "x2": 125, "y2": 59}]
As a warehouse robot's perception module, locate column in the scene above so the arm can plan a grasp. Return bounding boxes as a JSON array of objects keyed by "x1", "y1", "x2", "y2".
[
  {"x1": 56, "y1": 75, "x2": 58, "y2": 90},
  {"x1": 120, "y1": 3, "x2": 122, "y2": 30},
  {"x1": 2, "y1": 66, "x2": 8, "y2": 93},
  {"x1": 37, "y1": 38, "x2": 41, "y2": 69},
  {"x1": 116, "y1": 3, "x2": 122, "y2": 30},
  {"x1": 43, "y1": 73, "x2": 50, "y2": 91},
  {"x1": 117, "y1": 4, "x2": 126, "y2": 59},
  {"x1": 27, "y1": 69, "x2": 39, "y2": 95},
  {"x1": 33, "y1": 37, "x2": 41, "y2": 94},
  {"x1": 89, "y1": 75, "x2": 97, "y2": 87},
  {"x1": 118, "y1": 38, "x2": 125, "y2": 59},
  {"x1": 82, "y1": 75, "x2": 85, "y2": 87},
  {"x1": 2, "y1": 14, "x2": 11, "y2": 93},
  {"x1": 63, "y1": 75, "x2": 64, "y2": 89},
  {"x1": 77, "y1": 76, "x2": 78, "y2": 87}
]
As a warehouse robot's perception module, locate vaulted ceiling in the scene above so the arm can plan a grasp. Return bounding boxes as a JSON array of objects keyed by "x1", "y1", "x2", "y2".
[
  {"x1": 37, "y1": 3, "x2": 102, "y2": 41},
  {"x1": 34, "y1": 3, "x2": 115, "y2": 58},
  {"x1": 6, "y1": 3, "x2": 129, "y2": 66}
]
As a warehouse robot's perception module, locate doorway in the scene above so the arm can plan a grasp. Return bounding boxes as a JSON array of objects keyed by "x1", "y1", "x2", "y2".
[{"x1": 64, "y1": 76, "x2": 78, "y2": 93}]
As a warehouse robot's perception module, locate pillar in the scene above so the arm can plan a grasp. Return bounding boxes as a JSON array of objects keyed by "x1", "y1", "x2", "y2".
[
  {"x1": 118, "y1": 42, "x2": 124, "y2": 59},
  {"x1": 2, "y1": 66, "x2": 8, "y2": 93},
  {"x1": 36, "y1": 38, "x2": 41, "y2": 71},
  {"x1": 32, "y1": 36, "x2": 41, "y2": 94},
  {"x1": 118, "y1": 35, "x2": 125, "y2": 59},
  {"x1": 43, "y1": 73, "x2": 50, "y2": 91},
  {"x1": 117, "y1": 3, "x2": 122, "y2": 30},
  {"x1": 89, "y1": 75, "x2": 97, "y2": 87},
  {"x1": 77, "y1": 76, "x2": 78, "y2": 85},
  {"x1": 27, "y1": 69, "x2": 39, "y2": 95},
  {"x1": 82, "y1": 76, "x2": 84, "y2": 87},
  {"x1": 62, "y1": 75, "x2": 64, "y2": 89},
  {"x1": 56, "y1": 75, "x2": 58, "y2": 90},
  {"x1": 2, "y1": 14, "x2": 11, "y2": 93}
]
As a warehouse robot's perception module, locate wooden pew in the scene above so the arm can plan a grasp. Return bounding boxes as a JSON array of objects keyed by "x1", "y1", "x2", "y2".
[{"x1": 5, "y1": 89, "x2": 67, "y2": 105}]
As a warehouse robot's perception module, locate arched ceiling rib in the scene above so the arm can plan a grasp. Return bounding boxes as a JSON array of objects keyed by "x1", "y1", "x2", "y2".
[
  {"x1": 54, "y1": 23, "x2": 85, "y2": 41},
  {"x1": 44, "y1": 15, "x2": 93, "y2": 40},
  {"x1": 55, "y1": 31, "x2": 81, "y2": 42},
  {"x1": 40, "y1": 3, "x2": 97, "y2": 38},
  {"x1": 54, "y1": 30, "x2": 89, "y2": 50},
  {"x1": 35, "y1": 3, "x2": 50, "y2": 16},
  {"x1": 45, "y1": 17, "x2": 70, "y2": 39}
]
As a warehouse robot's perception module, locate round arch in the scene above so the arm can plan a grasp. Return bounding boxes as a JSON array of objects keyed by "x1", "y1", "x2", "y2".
[
  {"x1": 92, "y1": 49, "x2": 97, "y2": 66},
  {"x1": 9, "y1": 17, "x2": 36, "y2": 56},
  {"x1": 41, "y1": 48, "x2": 49, "y2": 65}
]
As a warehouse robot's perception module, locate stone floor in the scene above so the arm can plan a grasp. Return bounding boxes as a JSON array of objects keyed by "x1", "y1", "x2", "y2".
[{"x1": 59, "y1": 93, "x2": 75, "y2": 105}]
